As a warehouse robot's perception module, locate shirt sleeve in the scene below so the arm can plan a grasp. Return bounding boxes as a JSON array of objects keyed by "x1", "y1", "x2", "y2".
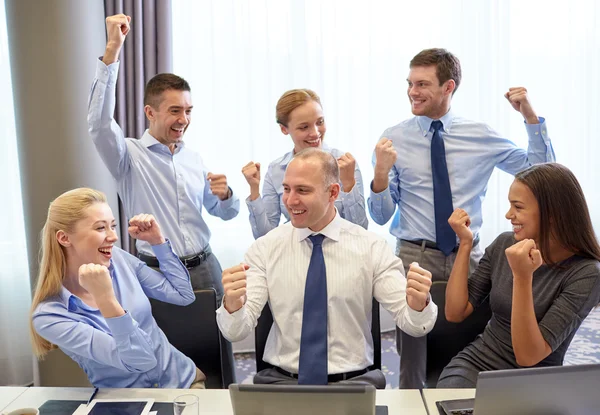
[
  {"x1": 495, "y1": 118, "x2": 556, "y2": 175},
  {"x1": 336, "y1": 160, "x2": 368, "y2": 229},
  {"x1": 33, "y1": 306, "x2": 157, "y2": 373},
  {"x1": 538, "y1": 263, "x2": 600, "y2": 351},
  {"x1": 87, "y1": 58, "x2": 131, "y2": 182},
  {"x1": 246, "y1": 166, "x2": 282, "y2": 239},
  {"x1": 134, "y1": 240, "x2": 195, "y2": 305},
  {"x1": 467, "y1": 239, "x2": 497, "y2": 309},
  {"x1": 216, "y1": 239, "x2": 270, "y2": 342},
  {"x1": 372, "y1": 239, "x2": 437, "y2": 337},
  {"x1": 201, "y1": 165, "x2": 240, "y2": 221}
]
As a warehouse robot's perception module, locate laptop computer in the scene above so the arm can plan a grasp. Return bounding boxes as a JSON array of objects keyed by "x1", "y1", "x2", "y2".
[
  {"x1": 437, "y1": 363, "x2": 600, "y2": 415},
  {"x1": 229, "y1": 384, "x2": 388, "y2": 415}
]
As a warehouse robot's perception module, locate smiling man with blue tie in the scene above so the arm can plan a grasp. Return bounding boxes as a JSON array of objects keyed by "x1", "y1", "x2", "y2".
[
  {"x1": 368, "y1": 48, "x2": 556, "y2": 389},
  {"x1": 216, "y1": 148, "x2": 437, "y2": 388}
]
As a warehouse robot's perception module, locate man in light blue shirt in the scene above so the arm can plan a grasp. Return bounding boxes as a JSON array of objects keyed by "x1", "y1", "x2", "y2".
[
  {"x1": 88, "y1": 14, "x2": 240, "y2": 300},
  {"x1": 368, "y1": 48, "x2": 555, "y2": 388}
]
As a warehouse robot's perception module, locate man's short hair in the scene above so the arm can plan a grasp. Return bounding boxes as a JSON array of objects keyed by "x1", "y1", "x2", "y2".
[
  {"x1": 292, "y1": 148, "x2": 340, "y2": 188},
  {"x1": 144, "y1": 73, "x2": 191, "y2": 109},
  {"x1": 410, "y1": 48, "x2": 462, "y2": 93}
]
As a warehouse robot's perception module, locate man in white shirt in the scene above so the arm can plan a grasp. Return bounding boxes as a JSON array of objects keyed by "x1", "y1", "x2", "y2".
[{"x1": 216, "y1": 148, "x2": 437, "y2": 388}]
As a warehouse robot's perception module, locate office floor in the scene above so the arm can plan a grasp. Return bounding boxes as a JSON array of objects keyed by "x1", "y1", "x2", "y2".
[{"x1": 233, "y1": 307, "x2": 600, "y2": 389}]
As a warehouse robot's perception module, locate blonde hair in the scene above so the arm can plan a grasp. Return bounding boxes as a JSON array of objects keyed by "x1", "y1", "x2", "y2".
[
  {"x1": 275, "y1": 88, "x2": 322, "y2": 127},
  {"x1": 30, "y1": 188, "x2": 107, "y2": 358}
]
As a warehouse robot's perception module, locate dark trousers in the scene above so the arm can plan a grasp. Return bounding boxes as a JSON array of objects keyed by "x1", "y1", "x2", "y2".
[
  {"x1": 395, "y1": 239, "x2": 482, "y2": 389},
  {"x1": 254, "y1": 367, "x2": 387, "y2": 389}
]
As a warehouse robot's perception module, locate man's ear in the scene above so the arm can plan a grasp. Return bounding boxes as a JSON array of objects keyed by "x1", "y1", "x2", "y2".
[
  {"x1": 56, "y1": 230, "x2": 71, "y2": 248},
  {"x1": 444, "y1": 79, "x2": 456, "y2": 97},
  {"x1": 329, "y1": 183, "x2": 341, "y2": 202},
  {"x1": 144, "y1": 104, "x2": 155, "y2": 121}
]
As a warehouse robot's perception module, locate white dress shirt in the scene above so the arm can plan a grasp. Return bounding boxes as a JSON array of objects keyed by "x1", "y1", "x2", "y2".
[{"x1": 216, "y1": 212, "x2": 438, "y2": 374}]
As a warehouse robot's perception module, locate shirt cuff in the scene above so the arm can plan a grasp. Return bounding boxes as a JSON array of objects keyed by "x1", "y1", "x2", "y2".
[
  {"x1": 369, "y1": 184, "x2": 392, "y2": 221},
  {"x1": 246, "y1": 195, "x2": 266, "y2": 216},
  {"x1": 216, "y1": 301, "x2": 248, "y2": 336},
  {"x1": 218, "y1": 187, "x2": 237, "y2": 208},
  {"x1": 524, "y1": 117, "x2": 549, "y2": 142},
  {"x1": 95, "y1": 58, "x2": 120, "y2": 86},
  {"x1": 339, "y1": 182, "x2": 361, "y2": 207},
  {"x1": 406, "y1": 299, "x2": 438, "y2": 335},
  {"x1": 150, "y1": 238, "x2": 177, "y2": 259},
  {"x1": 105, "y1": 311, "x2": 137, "y2": 336}
]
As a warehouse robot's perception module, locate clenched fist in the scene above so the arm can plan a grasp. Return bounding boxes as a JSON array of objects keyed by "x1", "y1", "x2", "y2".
[
  {"x1": 448, "y1": 208, "x2": 473, "y2": 244},
  {"x1": 207, "y1": 173, "x2": 231, "y2": 201},
  {"x1": 128, "y1": 214, "x2": 165, "y2": 245},
  {"x1": 504, "y1": 87, "x2": 538, "y2": 124},
  {"x1": 222, "y1": 264, "x2": 249, "y2": 313},
  {"x1": 337, "y1": 152, "x2": 356, "y2": 192},
  {"x1": 406, "y1": 262, "x2": 432, "y2": 312},
  {"x1": 103, "y1": 14, "x2": 131, "y2": 65},
  {"x1": 241, "y1": 161, "x2": 261, "y2": 200},
  {"x1": 79, "y1": 263, "x2": 114, "y2": 301},
  {"x1": 505, "y1": 239, "x2": 543, "y2": 281},
  {"x1": 374, "y1": 137, "x2": 397, "y2": 174}
]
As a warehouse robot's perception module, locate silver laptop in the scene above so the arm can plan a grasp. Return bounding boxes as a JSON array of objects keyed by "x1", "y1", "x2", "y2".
[
  {"x1": 438, "y1": 364, "x2": 600, "y2": 415},
  {"x1": 229, "y1": 384, "x2": 377, "y2": 415}
]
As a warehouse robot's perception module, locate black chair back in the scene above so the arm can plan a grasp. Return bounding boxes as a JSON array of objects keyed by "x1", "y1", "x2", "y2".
[
  {"x1": 255, "y1": 298, "x2": 382, "y2": 372},
  {"x1": 150, "y1": 289, "x2": 235, "y2": 389},
  {"x1": 425, "y1": 281, "x2": 492, "y2": 387}
]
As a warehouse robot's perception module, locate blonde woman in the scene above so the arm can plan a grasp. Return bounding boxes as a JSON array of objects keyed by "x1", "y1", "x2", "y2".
[
  {"x1": 30, "y1": 188, "x2": 205, "y2": 388},
  {"x1": 242, "y1": 89, "x2": 368, "y2": 239}
]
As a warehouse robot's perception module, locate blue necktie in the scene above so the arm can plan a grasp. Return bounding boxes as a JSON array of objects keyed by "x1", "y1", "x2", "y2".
[
  {"x1": 298, "y1": 234, "x2": 328, "y2": 385},
  {"x1": 430, "y1": 120, "x2": 456, "y2": 256}
]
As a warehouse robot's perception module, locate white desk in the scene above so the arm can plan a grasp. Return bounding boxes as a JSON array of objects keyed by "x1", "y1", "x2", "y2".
[
  {"x1": 421, "y1": 389, "x2": 476, "y2": 415},
  {"x1": 0, "y1": 387, "x2": 29, "y2": 413},
  {"x1": 2, "y1": 387, "x2": 428, "y2": 414}
]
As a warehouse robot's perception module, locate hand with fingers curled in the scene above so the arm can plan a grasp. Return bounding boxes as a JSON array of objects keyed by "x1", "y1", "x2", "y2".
[
  {"x1": 222, "y1": 263, "x2": 249, "y2": 313},
  {"x1": 504, "y1": 86, "x2": 538, "y2": 123},
  {"x1": 207, "y1": 172, "x2": 231, "y2": 201},
  {"x1": 406, "y1": 262, "x2": 433, "y2": 312},
  {"x1": 337, "y1": 152, "x2": 356, "y2": 192},
  {"x1": 241, "y1": 161, "x2": 261, "y2": 200},
  {"x1": 78, "y1": 263, "x2": 115, "y2": 302},
  {"x1": 374, "y1": 137, "x2": 398, "y2": 174},
  {"x1": 103, "y1": 14, "x2": 131, "y2": 65},
  {"x1": 128, "y1": 214, "x2": 165, "y2": 246},
  {"x1": 448, "y1": 208, "x2": 473, "y2": 244},
  {"x1": 505, "y1": 239, "x2": 543, "y2": 281}
]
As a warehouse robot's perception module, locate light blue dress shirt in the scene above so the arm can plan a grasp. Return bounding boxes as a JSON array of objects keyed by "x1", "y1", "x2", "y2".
[
  {"x1": 368, "y1": 111, "x2": 555, "y2": 242},
  {"x1": 246, "y1": 145, "x2": 368, "y2": 239},
  {"x1": 32, "y1": 241, "x2": 196, "y2": 388},
  {"x1": 88, "y1": 59, "x2": 240, "y2": 256}
]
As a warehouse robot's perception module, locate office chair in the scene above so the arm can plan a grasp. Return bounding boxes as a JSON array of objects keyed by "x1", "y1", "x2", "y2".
[
  {"x1": 425, "y1": 280, "x2": 492, "y2": 388},
  {"x1": 255, "y1": 298, "x2": 382, "y2": 373},
  {"x1": 150, "y1": 289, "x2": 236, "y2": 389}
]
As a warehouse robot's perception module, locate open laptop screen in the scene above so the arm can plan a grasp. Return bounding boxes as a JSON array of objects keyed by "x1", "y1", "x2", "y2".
[{"x1": 229, "y1": 384, "x2": 380, "y2": 415}]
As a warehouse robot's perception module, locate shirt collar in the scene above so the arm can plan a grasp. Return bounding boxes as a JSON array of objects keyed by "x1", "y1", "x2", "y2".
[
  {"x1": 295, "y1": 208, "x2": 342, "y2": 243},
  {"x1": 416, "y1": 109, "x2": 455, "y2": 137},
  {"x1": 140, "y1": 129, "x2": 185, "y2": 152},
  {"x1": 278, "y1": 143, "x2": 332, "y2": 168}
]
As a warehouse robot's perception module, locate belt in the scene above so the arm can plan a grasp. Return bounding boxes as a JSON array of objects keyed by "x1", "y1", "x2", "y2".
[
  {"x1": 402, "y1": 235, "x2": 480, "y2": 252},
  {"x1": 138, "y1": 246, "x2": 212, "y2": 269},
  {"x1": 275, "y1": 366, "x2": 369, "y2": 382}
]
